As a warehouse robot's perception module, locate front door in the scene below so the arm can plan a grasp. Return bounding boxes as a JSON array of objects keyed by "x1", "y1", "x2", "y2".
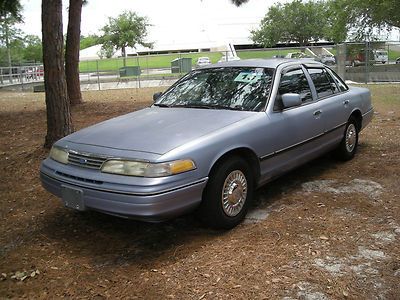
[{"x1": 260, "y1": 67, "x2": 323, "y2": 180}]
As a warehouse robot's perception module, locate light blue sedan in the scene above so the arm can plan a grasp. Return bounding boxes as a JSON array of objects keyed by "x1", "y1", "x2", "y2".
[{"x1": 40, "y1": 59, "x2": 373, "y2": 229}]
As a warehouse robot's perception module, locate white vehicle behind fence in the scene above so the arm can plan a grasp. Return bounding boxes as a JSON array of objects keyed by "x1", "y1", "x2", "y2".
[
  {"x1": 374, "y1": 50, "x2": 388, "y2": 64},
  {"x1": 196, "y1": 57, "x2": 211, "y2": 68}
]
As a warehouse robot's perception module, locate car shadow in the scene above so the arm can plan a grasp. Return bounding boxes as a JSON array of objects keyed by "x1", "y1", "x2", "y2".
[
  {"x1": 252, "y1": 153, "x2": 341, "y2": 210},
  {"x1": 38, "y1": 206, "x2": 224, "y2": 268}
]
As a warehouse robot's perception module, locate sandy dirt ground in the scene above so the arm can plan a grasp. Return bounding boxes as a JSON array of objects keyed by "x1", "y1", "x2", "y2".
[{"x1": 0, "y1": 85, "x2": 399, "y2": 299}]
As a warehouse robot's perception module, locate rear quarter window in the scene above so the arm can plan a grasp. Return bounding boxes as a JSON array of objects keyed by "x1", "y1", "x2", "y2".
[{"x1": 326, "y1": 68, "x2": 349, "y2": 92}]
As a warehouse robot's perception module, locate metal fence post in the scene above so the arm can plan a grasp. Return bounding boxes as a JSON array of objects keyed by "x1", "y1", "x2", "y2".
[
  {"x1": 87, "y1": 60, "x2": 90, "y2": 83},
  {"x1": 8, "y1": 67, "x2": 12, "y2": 84},
  {"x1": 20, "y1": 67, "x2": 24, "y2": 90},
  {"x1": 336, "y1": 43, "x2": 346, "y2": 81},
  {"x1": 96, "y1": 60, "x2": 101, "y2": 90},
  {"x1": 365, "y1": 41, "x2": 369, "y2": 84},
  {"x1": 146, "y1": 55, "x2": 149, "y2": 77},
  {"x1": 179, "y1": 52, "x2": 182, "y2": 76},
  {"x1": 136, "y1": 55, "x2": 141, "y2": 88}
]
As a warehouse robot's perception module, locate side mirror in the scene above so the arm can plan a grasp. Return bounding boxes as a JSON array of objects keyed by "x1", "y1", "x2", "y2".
[
  {"x1": 281, "y1": 93, "x2": 302, "y2": 109},
  {"x1": 153, "y1": 92, "x2": 162, "y2": 102}
]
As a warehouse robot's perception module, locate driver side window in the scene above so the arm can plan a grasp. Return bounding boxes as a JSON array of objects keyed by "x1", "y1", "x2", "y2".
[{"x1": 274, "y1": 68, "x2": 313, "y2": 111}]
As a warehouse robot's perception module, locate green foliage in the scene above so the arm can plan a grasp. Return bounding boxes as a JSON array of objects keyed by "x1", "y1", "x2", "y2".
[
  {"x1": 327, "y1": 0, "x2": 400, "y2": 41},
  {"x1": 251, "y1": 0, "x2": 330, "y2": 47},
  {"x1": 0, "y1": 13, "x2": 23, "y2": 65},
  {"x1": 0, "y1": 33, "x2": 42, "y2": 65},
  {"x1": 22, "y1": 35, "x2": 42, "y2": 62},
  {"x1": 0, "y1": 17, "x2": 22, "y2": 45},
  {"x1": 0, "y1": 0, "x2": 22, "y2": 21},
  {"x1": 100, "y1": 11, "x2": 153, "y2": 56},
  {"x1": 323, "y1": 0, "x2": 348, "y2": 43},
  {"x1": 237, "y1": 49, "x2": 301, "y2": 59},
  {"x1": 80, "y1": 34, "x2": 100, "y2": 50},
  {"x1": 97, "y1": 41, "x2": 114, "y2": 59}
]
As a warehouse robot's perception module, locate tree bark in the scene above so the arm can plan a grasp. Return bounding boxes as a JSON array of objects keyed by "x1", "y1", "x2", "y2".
[
  {"x1": 65, "y1": 0, "x2": 83, "y2": 105},
  {"x1": 5, "y1": 24, "x2": 13, "y2": 83},
  {"x1": 42, "y1": 0, "x2": 73, "y2": 149},
  {"x1": 122, "y1": 46, "x2": 126, "y2": 66}
]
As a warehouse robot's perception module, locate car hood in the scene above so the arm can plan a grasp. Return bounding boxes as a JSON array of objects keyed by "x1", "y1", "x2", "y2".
[{"x1": 65, "y1": 107, "x2": 255, "y2": 155}]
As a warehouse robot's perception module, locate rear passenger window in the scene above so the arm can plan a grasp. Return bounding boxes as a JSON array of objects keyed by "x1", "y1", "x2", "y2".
[
  {"x1": 307, "y1": 68, "x2": 334, "y2": 98},
  {"x1": 275, "y1": 68, "x2": 313, "y2": 110}
]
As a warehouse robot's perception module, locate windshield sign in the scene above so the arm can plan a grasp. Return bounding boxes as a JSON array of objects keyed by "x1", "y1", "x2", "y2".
[{"x1": 155, "y1": 67, "x2": 274, "y2": 112}]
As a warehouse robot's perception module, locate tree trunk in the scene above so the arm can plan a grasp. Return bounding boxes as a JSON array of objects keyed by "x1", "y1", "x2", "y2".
[
  {"x1": 5, "y1": 24, "x2": 13, "y2": 83},
  {"x1": 42, "y1": 0, "x2": 73, "y2": 149},
  {"x1": 65, "y1": 0, "x2": 83, "y2": 105},
  {"x1": 122, "y1": 46, "x2": 126, "y2": 66}
]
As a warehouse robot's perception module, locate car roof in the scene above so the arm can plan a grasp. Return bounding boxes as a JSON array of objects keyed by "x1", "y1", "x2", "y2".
[{"x1": 202, "y1": 58, "x2": 324, "y2": 69}]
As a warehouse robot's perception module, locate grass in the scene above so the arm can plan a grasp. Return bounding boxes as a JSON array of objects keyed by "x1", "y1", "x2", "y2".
[
  {"x1": 388, "y1": 49, "x2": 400, "y2": 61},
  {"x1": 79, "y1": 47, "x2": 400, "y2": 73},
  {"x1": 79, "y1": 49, "x2": 303, "y2": 73},
  {"x1": 366, "y1": 84, "x2": 400, "y2": 108},
  {"x1": 79, "y1": 52, "x2": 225, "y2": 73}
]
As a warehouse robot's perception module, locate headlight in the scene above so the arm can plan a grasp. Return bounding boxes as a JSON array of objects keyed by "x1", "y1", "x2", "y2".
[
  {"x1": 101, "y1": 159, "x2": 196, "y2": 177},
  {"x1": 49, "y1": 146, "x2": 69, "y2": 164}
]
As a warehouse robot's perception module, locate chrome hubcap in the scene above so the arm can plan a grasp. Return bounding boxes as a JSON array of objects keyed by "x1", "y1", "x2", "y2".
[
  {"x1": 345, "y1": 124, "x2": 357, "y2": 152},
  {"x1": 222, "y1": 170, "x2": 247, "y2": 217}
]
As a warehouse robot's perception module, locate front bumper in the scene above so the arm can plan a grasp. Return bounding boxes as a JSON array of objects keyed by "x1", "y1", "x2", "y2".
[{"x1": 40, "y1": 163, "x2": 207, "y2": 222}]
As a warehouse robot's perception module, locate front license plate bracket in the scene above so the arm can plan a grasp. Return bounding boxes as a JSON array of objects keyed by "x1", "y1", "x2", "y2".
[{"x1": 61, "y1": 186, "x2": 85, "y2": 211}]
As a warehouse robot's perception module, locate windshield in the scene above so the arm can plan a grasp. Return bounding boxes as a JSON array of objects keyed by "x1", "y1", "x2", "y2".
[{"x1": 155, "y1": 67, "x2": 274, "y2": 112}]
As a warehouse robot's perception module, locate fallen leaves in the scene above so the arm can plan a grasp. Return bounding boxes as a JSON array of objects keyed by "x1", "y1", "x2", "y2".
[{"x1": 3, "y1": 269, "x2": 41, "y2": 282}]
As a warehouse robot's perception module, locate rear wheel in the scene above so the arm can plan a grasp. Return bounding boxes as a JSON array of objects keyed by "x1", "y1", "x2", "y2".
[
  {"x1": 335, "y1": 117, "x2": 359, "y2": 161},
  {"x1": 197, "y1": 156, "x2": 254, "y2": 229}
]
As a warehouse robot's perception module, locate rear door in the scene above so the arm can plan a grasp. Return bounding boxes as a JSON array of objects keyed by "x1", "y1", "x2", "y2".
[{"x1": 305, "y1": 67, "x2": 350, "y2": 139}]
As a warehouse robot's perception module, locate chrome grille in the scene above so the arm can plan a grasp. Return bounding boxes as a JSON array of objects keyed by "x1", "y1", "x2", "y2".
[
  {"x1": 68, "y1": 151, "x2": 108, "y2": 170},
  {"x1": 55, "y1": 171, "x2": 103, "y2": 184}
]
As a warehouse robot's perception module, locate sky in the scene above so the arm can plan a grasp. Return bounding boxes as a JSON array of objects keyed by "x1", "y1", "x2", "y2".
[
  {"x1": 19, "y1": 0, "x2": 278, "y2": 48},
  {"x1": 18, "y1": 0, "x2": 400, "y2": 49}
]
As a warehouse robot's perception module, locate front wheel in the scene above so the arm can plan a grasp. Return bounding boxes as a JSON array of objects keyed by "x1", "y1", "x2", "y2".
[
  {"x1": 197, "y1": 156, "x2": 254, "y2": 229},
  {"x1": 335, "y1": 117, "x2": 359, "y2": 161}
]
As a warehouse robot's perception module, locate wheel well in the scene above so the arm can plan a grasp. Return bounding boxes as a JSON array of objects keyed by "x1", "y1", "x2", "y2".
[
  {"x1": 350, "y1": 110, "x2": 362, "y2": 131},
  {"x1": 209, "y1": 148, "x2": 260, "y2": 183}
]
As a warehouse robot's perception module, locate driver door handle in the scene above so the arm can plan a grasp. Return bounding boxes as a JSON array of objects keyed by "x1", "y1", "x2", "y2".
[{"x1": 313, "y1": 110, "x2": 322, "y2": 116}]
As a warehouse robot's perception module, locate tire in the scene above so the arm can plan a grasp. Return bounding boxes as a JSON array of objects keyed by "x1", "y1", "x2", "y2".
[
  {"x1": 197, "y1": 156, "x2": 254, "y2": 229},
  {"x1": 335, "y1": 117, "x2": 359, "y2": 161}
]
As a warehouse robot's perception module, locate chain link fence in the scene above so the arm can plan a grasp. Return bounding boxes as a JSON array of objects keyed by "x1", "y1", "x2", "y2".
[
  {"x1": 1, "y1": 41, "x2": 399, "y2": 91},
  {"x1": 333, "y1": 41, "x2": 400, "y2": 83}
]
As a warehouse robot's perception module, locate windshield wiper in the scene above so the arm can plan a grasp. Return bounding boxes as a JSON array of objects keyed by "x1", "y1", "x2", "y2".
[
  {"x1": 157, "y1": 103, "x2": 245, "y2": 111},
  {"x1": 169, "y1": 104, "x2": 212, "y2": 109},
  {"x1": 153, "y1": 103, "x2": 170, "y2": 107},
  {"x1": 204, "y1": 104, "x2": 245, "y2": 111}
]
